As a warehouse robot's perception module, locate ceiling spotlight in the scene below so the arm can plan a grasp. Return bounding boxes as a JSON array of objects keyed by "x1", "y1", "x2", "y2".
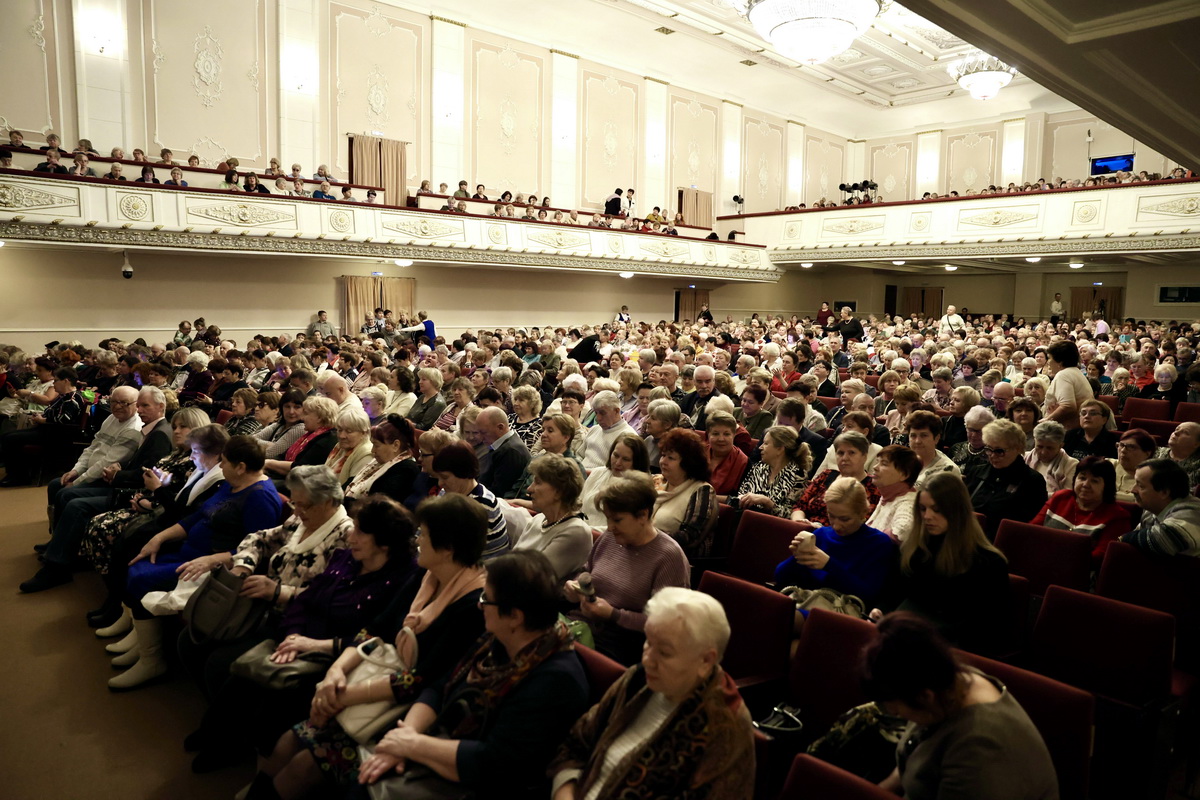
[
  {"x1": 800, "y1": 262, "x2": 813, "y2": 268},
  {"x1": 393, "y1": 259, "x2": 413, "y2": 267},
  {"x1": 892, "y1": 260, "x2": 905, "y2": 266},
  {"x1": 618, "y1": 271, "x2": 635, "y2": 279},
  {"x1": 1069, "y1": 262, "x2": 1084, "y2": 269},
  {"x1": 0, "y1": 241, "x2": 6, "y2": 248},
  {"x1": 944, "y1": 264, "x2": 958, "y2": 271},
  {"x1": 1024, "y1": 257, "x2": 1041, "y2": 263}
]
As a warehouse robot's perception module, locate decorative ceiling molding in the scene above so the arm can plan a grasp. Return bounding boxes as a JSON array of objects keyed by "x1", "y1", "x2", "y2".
[{"x1": 769, "y1": 233, "x2": 1200, "y2": 263}]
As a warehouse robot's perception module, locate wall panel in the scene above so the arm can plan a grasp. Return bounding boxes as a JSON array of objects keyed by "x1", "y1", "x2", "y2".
[
  {"x1": 326, "y1": 2, "x2": 427, "y2": 185},
  {"x1": 867, "y1": 136, "x2": 915, "y2": 203},
  {"x1": 578, "y1": 63, "x2": 639, "y2": 209},
  {"x1": 803, "y1": 128, "x2": 846, "y2": 205},
  {"x1": 741, "y1": 113, "x2": 785, "y2": 213},
  {"x1": 944, "y1": 124, "x2": 1000, "y2": 194},
  {"x1": 0, "y1": 0, "x2": 72, "y2": 141},
  {"x1": 668, "y1": 91, "x2": 720, "y2": 197},
  {"x1": 465, "y1": 31, "x2": 550, "y2": 197}
]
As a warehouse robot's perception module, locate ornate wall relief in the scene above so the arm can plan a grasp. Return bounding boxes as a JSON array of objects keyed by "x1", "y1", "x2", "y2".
[
  {"x1": 804, "y1": 131, "x2": 845, "y2": 206},
  {"x1": 469, "y1": 33, "x2": 549, "y2": 198},
  {"x1": 821, "y1": 216, "x2": 885, "y2": 236},
  {"x1": 1, "y1": 0, "x2": 68, "y2": 137},
  {"x1": 380, "y1": 214, "x2": 464, "y2": 240},
  {"x1": 868, "y1": 139, "x2": 914, "y2": 203},
  {"x1": 117, "y1": 192, "x2": 153, "y2": 222},
  {"x1": 945, "y1": 128, "x2": 998, "y2": 194},
  {"x1": 957, "y1": 207, "x2": 1039, "y2": 229},
  {"x1": 580, "y1": 65, "x2": 640, "y2": 208},
  {"x1": 668, "y1": 92, "x2": 719, "y2": 195},
  {"x1": 186, "y1": 200, "x2": 297, "y2": 228},
  {"x1": 0, "y1": 180, "x2": 78, "y2": 214},
  {"x1": 1137, "y1": 193, "x2": 1200, "y2": 219},
  {"x1": 527, "y1": 229, "x2": 589, "y2": 249},
  {"x1": 742, "y1": 114, "x2": 785, "y2": 214}
]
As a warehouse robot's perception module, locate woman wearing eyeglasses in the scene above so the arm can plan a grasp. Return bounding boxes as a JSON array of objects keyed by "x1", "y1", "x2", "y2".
[
  {"x1": 961, "y1": 419, "x2": 1048, "y2": 539},
  {"x1": 1111, "y1": 428, "x2": 1156, "y2": 502},
  {"x1": 1064, "y1": 399, "x2": 1118, "y2": 460}
]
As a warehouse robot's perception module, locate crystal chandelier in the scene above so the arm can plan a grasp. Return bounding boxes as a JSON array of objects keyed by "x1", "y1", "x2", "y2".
[
  {"x1": 947, "y1": 51, "x2": 1018, "y2": 100},
  {"x1": 727, "y1": 0, "x2": 887, "y2": 65}
]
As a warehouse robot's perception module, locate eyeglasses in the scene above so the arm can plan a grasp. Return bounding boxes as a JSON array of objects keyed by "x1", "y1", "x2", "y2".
[
  {"x1": 982, "y1": 446, "x2": 1011, "y2": 457},
  {"x1": 419, "y1": 450, "x2": 435, "y2": 458},
  {"x1": 110, "y1": 400, "x2": 135, "y2": 408},
  {"x1": 478, "y1": 595, "x2": 500, "y2": 608},
  {"x1": 1116, "y1": 442, "x2": 1143, "y2": 450}
]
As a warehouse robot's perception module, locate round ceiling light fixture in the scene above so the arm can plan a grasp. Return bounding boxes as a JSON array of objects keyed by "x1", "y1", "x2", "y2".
[
  {"x1": 1069, "y1": 261, "x2": 1084, "y2": 269},
  {"x1": 892, "y1": 260, "x2": 905, "y2": 265},
  {"x1": 800, "y1": 262, "x2": 814, "y2": 268},
  {"x1": 393, "y1": 259, "x2": 413, "y2": 267},
  {"x1": 618, "y1": 271, "x2": 635, "y2": 279},
  {"x1": 1024, "y1": 257, "x2": 1041, "y2": 263},
  {"x1": 944, "y1": 264, "x2": 958, "y2": 271},
  {"x1": 947, "y1": 51, "x2": 1018, "y2": 100},
  {"x1": 731, "y1": 0, "x2": 887, "y2": 65}
]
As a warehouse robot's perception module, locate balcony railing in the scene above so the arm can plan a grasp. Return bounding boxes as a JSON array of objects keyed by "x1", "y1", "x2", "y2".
[{"x1": 0, "y1": 169, "x2": 776, "y2": 282}]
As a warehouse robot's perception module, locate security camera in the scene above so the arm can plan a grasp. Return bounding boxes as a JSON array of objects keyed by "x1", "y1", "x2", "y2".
[{"x1": 120, "y1": 251, "x2": 133, "y2": 279}]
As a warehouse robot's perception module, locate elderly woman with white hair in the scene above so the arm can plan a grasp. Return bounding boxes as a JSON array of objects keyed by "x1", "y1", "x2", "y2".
[
  {"x1": 549, "y1": 586, "x2": 755, "y2": 800},
  {"x1": 1024, "y1": 420, "x2": 1079, "y2": 493},
  {"x1": 324, "y1": 407, "x2": 374, "y2": 486},
  {"x1": 949, "y1": 405, "x2": 993, "y2": 471},
  {"x1": 176, "y1": 350, "x2": 215, "y2": 403},
  {"x1": 641, "y1": 398, "x2": 681, "y2": 471}
]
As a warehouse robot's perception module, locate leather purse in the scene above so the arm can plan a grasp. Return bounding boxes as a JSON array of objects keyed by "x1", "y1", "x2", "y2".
[
  {"x1": 782, "y1": 586, "x2": 867, "y2": 619},
  {"x1": 182, "y1": 565, "x2": 272, "y2": 644},
  {"x1": 336, "y1": 631, "x2": 417, "y2": 745},
  {"x1": 229, "y1": 639, "x2": 333, "y2": 690}
]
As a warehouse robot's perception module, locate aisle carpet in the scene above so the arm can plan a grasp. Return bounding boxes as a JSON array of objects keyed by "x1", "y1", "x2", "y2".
[{"x1": 0, "y1": 484, "x2": 250, "y2": 800}]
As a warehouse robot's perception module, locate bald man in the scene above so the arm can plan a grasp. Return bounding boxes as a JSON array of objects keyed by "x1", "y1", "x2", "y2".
[
  {"x1": 939, "y1": 305, "x2": 966, "y2": 337},
  {"x1": 989, "y1": 382, "x2": 1015, "y2": 417},
  {"x1": 679, "y1": 365, "x2": 721, "y2": 431},
  {"x1": 477, "y1": 405, "x2": 530, "y2": 498}
]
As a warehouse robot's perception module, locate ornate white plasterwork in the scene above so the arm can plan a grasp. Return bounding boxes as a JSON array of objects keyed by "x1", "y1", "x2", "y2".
[
  {"x1": 1073, "y1": 201, "x2": 1100, "y2": 225},
  {"x1": 247, "y1": 61, "x2": 260, "y2": 92},
  {"x1": 487, "y1": 224, "x2": 507, "y2": 245},
  {"x1": 192, "y1": 27, "x2": 224, "y2": 108},
  {"x1": 910, "y1": 212, "x2": 931, "y2": 232},
  {"x1": 607, "y1": 235, "x2": 624, "y2": 254},
  {"x1": 328, "y1": 210, "x2": 353, "y2": 233},
  {"x1": 959, "y1": 209, "x2": 1038, "y2": 227},
  {"x1": 367, "y1": 65, "x2": 389, "y2": 125},
  {"x1": 117, "y1": 193, "x2": 152, "y2": 221},
  {"x1": 188, "y1": 137, "x2": 230, "y2": 167},
  {"x1": 640, "y1": 240, "x2": 689, "y2": 258},
  {"x1": 29, "y1": 15, "x2": 47, "y2": 53},
  {"x1": 728, "y1": 249, "x2": 761, "y2": 265},
  {"x1": 364, "y1": 6, "x2": 393, "y2": 37},
  {"x1": 1138, "y1": 195, "x2": 1200, "y2": 218},
  {"x1": 187, "y1": 202, "x2": 296, "y2": 227},
  {"x1": 783, "y1": 221, "x2": 802, "y2": 240},
  {"x1": 757, "y1": 154, "x2": 770, "y2": 199},
  {"x1": 528, "y1": 229, "x2": 589, "y2": 249},
  {"x1": 823, "y1": 218, "x2": 884, "y2": 235},
  {"x1": 0, "y1": 182, "x2": 78, "y2": 213},
  {"x1": 152, "y1": 39, "x2": 166, "y2": 74},
  {"x1": 380, "y1": 216, "x2": 464, "y2": 239}
]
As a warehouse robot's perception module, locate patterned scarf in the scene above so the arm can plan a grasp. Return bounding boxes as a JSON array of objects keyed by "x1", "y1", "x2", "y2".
[
  {"x1": 437, "y1": 621, "x2": 574, "y2": 740},
  {"x1": 285, "y1": 426, "x2": 331, "y2": 462}
]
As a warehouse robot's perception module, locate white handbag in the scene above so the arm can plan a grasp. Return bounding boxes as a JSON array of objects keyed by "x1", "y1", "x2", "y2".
[
  {"x1": 335, "y1": 630, "x2": 417, "y2": 745},
  {"x1": 141, "y1": 572, "x2": 211, "y2": 616}
]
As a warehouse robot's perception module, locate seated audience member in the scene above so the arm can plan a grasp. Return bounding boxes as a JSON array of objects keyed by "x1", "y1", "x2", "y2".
[
  {"x1": 867, "y1": 444, "x2": 921, "y2": 541},
  {"x1": 736, "y1": 385, "x2": 773, "y2": 441},
  {"x1": 507, "y1": 385, "x2": 544, "y2": 451},
  {"x1": 312, "y1": 181, "x2": 335, "y2": 200},
  {"x1": 111, "y1": 436, "x2": 284, "y2": 689},
  {"x1": 1006, "y1": 396, "x2": 1042, "y2": 451},
  {"x1": 883, "y1": 383, "x2": 923, "y2": 444},
  {"x1": 475, "y1": 405, "x2": 531, "y2": 499},
  {"x1": 101, "y1": 162, "x2": 126, "y2": 180},
  {"x1": 1121, "y1": 458, "x2": 1200, "y2": 557},
  {"x1": 405, "y1": 367, "x2": 448, "y2": 430},
  {"x1": 653, "y1": 429, "x2": 717, "y2": 557},
  {"x1": 342, "y1": 415, "x2": 420, "y2": 509},
  {"x1": 163, "y1": 167, "x2": 187, "y2": 187},
  {"x1": 949, "y1": 405, "x2": 991, "y2": 471},
  {"x1": 814, "y1": 410, "x2": 883, "y2": 473},
  {"x1": 324, "y1": 408, "x2": 373, "y2": 487},
  {"x1": 861, "y1": 613, "x2": 1058, "y2": 799},
  {"x1": 223, "y1": 387, "x2": 262, "y2": 436},
  {"x1": 218, "y1": 169, "x2": 241, "y2": 191},
  {"x1": 583, "y1": 390, "x2": 636, "y2": 470},
  {"x1": 640, "y1": 398, "x2": 681, "y2": 470},
  {"x1": 728, "y1": 425, "x2": 810, "y2": 518},
  {"x1": 382, "y1": 367, "x2": 418, "y2": 418},
  {"x1": 1064, "y1": 399, "x2": 1119, "y2": 460},
  {"x1": 775, "y1": 477, "x2": 897, "y2": 621},
  {"x1": 580, "y1": 433, "x2": 649, "y2": 528},
  {"x1": 1137, "y1": 363, "x2": 1187, "y2": 414},
  {"x1": 257, "y1": 493, "x2": 485, "y2": 793},
  {"x1": 1024, "y1": 420, "x2": 1079, "y2": 493},
  {"x1": 0, "y1": 367, "x2": 86, "y2": 486},
  {"x1": 1112, "y1": 427, "x2": 1156, "y2": 502},
  {"x1": 510, "y1": 414, "x2": 586, "y2": 503},
  {"x1": 566, "y1": 473, "x2": 690, "y2": 664},
  {"x1": 940, "y1": 386, "x2": 980, "y2": 451},
  {"x1": 792, "y1": 431, "x2": 880, "y2": 529},
  {"x1": 431, "y1": 441, "x2": 510, "y2": 560},
  {"x1": 255, "y1": 389, "x2": 307, "y2": 459},
  {"x1": 512, "y1": 454, "x2": 591, "y2": 581},
  {"x1": 69, "y1": 152, "x2": 98, "y2": 177},
  {"x1": 263, "y1": 396, "x2": 339, "y2": 482},
  {"x1": 962, "y1": 419, "x2": 1048, "y2": 538},
  {"x1": 871, "y1": 472, "x2": 1010, "y2": 655},
  {"x1": 34, "y1": 148, "x2": 69, "y2": 174},
  {"x1": 263, "y1": 550, "x2": 586, "y2": 800},
  {"x1": 905, "y1": 410, "x2": 959, "y2": 489},
  {"x1": 549, "y1": 587, "x2": 755, "y2": 800},
  {"x1": 706, "y1": 410, "x2": 748, "y2": 498},
  {"x1": 1032, "y1": 455, "x2": 1130, "y2": 564},
  {"x1": 1156, "y1": 421, "x2": 1200, "y2": 493}
]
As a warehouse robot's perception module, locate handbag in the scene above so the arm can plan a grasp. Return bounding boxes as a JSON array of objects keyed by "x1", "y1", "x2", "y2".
[
  {"x1": 336, "y1": 631, "x2": 417, "y2": 745},
  {"x1": 229, "y1": 639, "x2": 333, "y2": 690},
  {"x1": 182, "y1": 565, "x2": 273, "y2": 644},
  {"x1": 782, "y1": 586, "x2": 867, "y2": 619},
  {"x1": 143, "y1": 571, "x2": 210, "y2": 616},
  {"x1": 807, "y1": 701, "x2": 908, "y2": 783},
  {"x1": 753, "y1": 702, "x2": 805, "y2": 749}
]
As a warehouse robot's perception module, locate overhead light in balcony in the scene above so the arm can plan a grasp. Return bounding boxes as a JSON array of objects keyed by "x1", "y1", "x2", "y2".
[
  {"x1": 1024, "y1": 257, "x2": 1041, "y2": 263},
  {"x1": 944, "y1": 264, "x2": 958, "y2": 271},
  {"x1": 892, "y1": 260, "x2": 905, "y2": 265},
  {"x1": 947, "y1": 51, "x2": 1018, "y2": 100},
  {"x1": 393, "y1": 259, "x2": 413, "y2": 267},
  {"x1": 730, "y1": 0, "x2": 888, "y2": 65},
  {"x1": 619, "y1": 271, "x2": 635, "y2": 279},
  {"x1": 1069, "y1": 261, "x2": 1084, "y2": 269},
  {"x1": 800, "y1": 262, "x2": 813, "y2": 268}
]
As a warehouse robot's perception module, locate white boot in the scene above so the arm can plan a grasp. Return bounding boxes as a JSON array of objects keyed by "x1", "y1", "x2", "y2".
[
  {"x1": 108, "y1": 618, "x2": 167, "y2": 690},
  {"x1": 105, "y1": 627, "x2": 138, "y2": 654},
  {"x1": 111, "y1": 648, "x2": 139, "y2": 668},
  {"x1": 95, "y1": 606, "x2": 132, "y2": 638}
]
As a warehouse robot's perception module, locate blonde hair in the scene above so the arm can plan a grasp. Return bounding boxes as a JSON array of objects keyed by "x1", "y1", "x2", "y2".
[{"x1": 824, "y1": 475, "x2": 870, "y2": 516}]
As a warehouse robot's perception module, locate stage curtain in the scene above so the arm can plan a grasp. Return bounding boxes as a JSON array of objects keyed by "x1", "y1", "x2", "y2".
[{"x1": 342, "y1": 275, "x2": 378, "y2": 335}]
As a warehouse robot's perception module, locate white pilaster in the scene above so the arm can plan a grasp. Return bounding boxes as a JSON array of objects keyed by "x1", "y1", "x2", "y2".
[
  {"x1": 641, "y1": 78, "x2": 669, "y2": 213},
  {"x1": 430, "y1": 18, "x2": 466, "y2": 187},
  {"x1": 1023, "y1": 111, "x2": 1047, "y2": 184},
  {"x1": 549, "y1": 52, "x2": 579, "y2": 210},
  {"x1": 1001, "y1": 118, "x2": 1026, "y2": 188},
  {"x1": 785, "y1": 120, "x2": 805, "y2": 206},
  {"x1": 281, "y1": 0, "x2": 318, "y2": 177},
  {"x1": 845, "y1": 140, "x2": 867, "y2": 186},
  {"x1": 719, "y1": 102, "x2": 742, "y2": 217},
  {"x1": 73, "y1": 0, "x2": 128, "y2": 151},
  {"x1": 915, "y1": 130, "x2": 943, "y2": 197}
]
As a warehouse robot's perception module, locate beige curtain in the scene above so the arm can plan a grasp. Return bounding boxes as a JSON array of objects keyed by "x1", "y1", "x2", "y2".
[
  {"x1": 349, "y1": 135, "x2": 407, "y2": 204},
  {"x1": 677, "y1": 289, "x2": 709, "y2": 324},
  {"x1": 343, "y1": 276, "x2": 379, "y2": 335},
  {"x1": 380, "y1": 276, "x2": 415, "y2": 320},
  {"x1": 679, "y1": 188, "x2": 714, "y2": 229}
]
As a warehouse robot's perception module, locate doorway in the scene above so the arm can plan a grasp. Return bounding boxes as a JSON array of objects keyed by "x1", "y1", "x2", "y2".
[
  {"x1": 1069, "y1": 286, "x2": 1124, "y2": 322},
  {"x1": 675, "y1": 289, "x2": 710, "y2": 323},
  {"x1": 900, "y1": 286, "x2": 944, "y2": 319}
]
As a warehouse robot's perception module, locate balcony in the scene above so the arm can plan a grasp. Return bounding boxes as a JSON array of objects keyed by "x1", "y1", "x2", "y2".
[
  {"x1": 719, "y1": 179, "x2": 1200, "y2": 266},
  {"x1": 0, "y1": 168, "x2": 776, "y2": 283}
]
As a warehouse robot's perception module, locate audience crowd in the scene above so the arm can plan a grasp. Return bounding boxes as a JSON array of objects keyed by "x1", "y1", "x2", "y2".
[{"x1": 2, "y1": 295, "x2": 1200, "y2": 799}]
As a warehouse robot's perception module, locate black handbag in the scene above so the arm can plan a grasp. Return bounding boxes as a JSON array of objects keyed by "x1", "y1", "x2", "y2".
[{"x1": 182, "y1": 565, "x2": 272, "y2": 644}]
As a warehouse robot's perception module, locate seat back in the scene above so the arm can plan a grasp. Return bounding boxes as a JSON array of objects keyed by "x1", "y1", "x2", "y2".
[
  {"x1": 958, "y1": 650, "x2": 1094, "y2": 800},
  {"x1": 1097, "y1": 541, "x2": 1200, "y2": 631},
  {"x1": 1121, "y1": 397, "x2": 1171, "y2": 423},
  {"x1": 711, "y1": 503, "x2": 740, "y2": 558},
  {"x1": 215, "y1": 409, "x2": 234, "y2": 425},
  {"x1": 726, "y1": 510, "x2": 802, "y2": 585},
  {"x1": 864, "y1": 375, "x2": 879, "y2": 388},
  {"x1": 1003, "y1": 573, "x2": 1032, "y2": 656},
  {"x1": 1128, "y1": 418, "x2": 1177, "y2": 446},
  {"x1": 1095, "y1": 394, "x2": 1119, "y2": 415},
  {"x1": 1030, "y1": 586, "x2": 1175, "y2": 706},
  {"x1": 1175, "y1": 402, "x2": 1200, "y2": 423},
  {"x1": 574, "y1": 644, "x2": 629, "y2": 704},
  {"x1": 699, "y1": 571, "x2": 795, "y2": 685},
  {"x1": 778, "y1": 754, "x2": 897, "y2": 800},
  {"x1": 995, "y1": 520, "x2": 1093, "y2": 596},
  {"x1": 788, "y1": 610, "x2": 876, "y2": 736}
]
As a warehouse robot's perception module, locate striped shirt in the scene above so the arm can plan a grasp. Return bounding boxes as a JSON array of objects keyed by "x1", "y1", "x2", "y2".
[
  {"x1": 440, "y1": 482, "x2": 510, "y2": 561},
  {"x1": 1123, "y1": 497, "x2": 1200, "y2": 558}
]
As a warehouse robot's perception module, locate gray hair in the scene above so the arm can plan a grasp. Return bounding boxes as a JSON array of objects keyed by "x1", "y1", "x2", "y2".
[
  {"x1": 645, "y1": 586, "x2": 731, "y2": 658},
  {"x1": 704, "y1": 395, "x2": 735, "y2": 415},
  {"x1": 646, "y1": 398, "x2": 681, "y2": 426},
  {"x1": 492, "y1": 366, "x2": 513, "y2": 384},
  {"x1": 591, "y1": 389, "x2": 621, "y2": 413},
  {"x1": 139, "y1": 385, "x2": 166, "y2": 408},
  {"x1": 832, "y1": 430, "x2": 870, "y2": 455},
  {"x1": 285, "y1": 464, "x2": 345, "y2": 506},
  {"x1": 336, "y1": 407, "x2": 371, "y2": 432},
  {"x1": 1033, "y1": 420, "x2": 1066, "y2": 445},
  {"x1": 963, "y1": 405, "x2": 995, "y2": 430},
  {"x1": 187, "y1": 351, "x2": 210, "y2": 368}
]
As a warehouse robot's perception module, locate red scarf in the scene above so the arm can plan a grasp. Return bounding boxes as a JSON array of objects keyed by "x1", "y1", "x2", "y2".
[{"x1": 285, "y1": 426, "x2": 331, "y2": 461}]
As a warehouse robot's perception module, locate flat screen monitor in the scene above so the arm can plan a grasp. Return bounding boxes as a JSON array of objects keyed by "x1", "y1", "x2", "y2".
[{"x1": 1090, "y1": 154, "x2": 1134, "y2": 175}]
